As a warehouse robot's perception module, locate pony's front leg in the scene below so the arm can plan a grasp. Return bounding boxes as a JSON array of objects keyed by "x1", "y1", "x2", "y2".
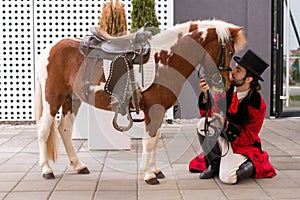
[
  {"x1": 140, "y1": 105, "x2": 165, "y2": 184},
  {"x1": 149, "y1": 130, "x2": 165, "y2": 179},
  {"x1": 58, "y1": 111, "x2": 90, "y2": 175},
  {"x1": 140, "y1": 132, "x2": 161, "y2": 184}
]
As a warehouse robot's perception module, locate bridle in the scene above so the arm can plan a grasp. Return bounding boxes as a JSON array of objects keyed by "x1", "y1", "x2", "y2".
[
  {"x1": 197, "y1": 39, "x2": 235, "y2": 158},
  {"x1": 218, "y1": 39, "x2": 234, "y2": 72},
  {"x1": 197, "y1": 39, "x2": 234, "y2": 84}
]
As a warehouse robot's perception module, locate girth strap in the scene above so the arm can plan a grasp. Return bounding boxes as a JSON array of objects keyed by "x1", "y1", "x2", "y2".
[{"x1": 82, "y1": 55, "x2": 100, "y2": 103}]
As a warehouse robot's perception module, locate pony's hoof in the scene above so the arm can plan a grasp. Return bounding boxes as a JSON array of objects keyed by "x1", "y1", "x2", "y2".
[
  {"x1": 43, "y1": 173, "x2": 55, "y2": 179},
  {"x1": 78, "y1": 167, "x2": 90, "y2": 174},
  {"x1": 155, "y1": 171, "x2": 165, "y2": 179},
  {"x1": 145, "y1": 178, "x2": 160, "y2": 185}
]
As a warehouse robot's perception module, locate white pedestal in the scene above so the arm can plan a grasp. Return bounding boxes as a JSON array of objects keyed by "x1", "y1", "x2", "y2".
[
  {"x1": 73, "y1": 104, "x2": 174, "y2": 150},
  {"x1": 73, "y1": 103, "x2": 131, "y2": 150},
  {"x1": 87, "y1": 107, "x2": 131, "y2": 150},
  {"x1": 72, "y1": 103, "x2": 89, "y2": 140}
]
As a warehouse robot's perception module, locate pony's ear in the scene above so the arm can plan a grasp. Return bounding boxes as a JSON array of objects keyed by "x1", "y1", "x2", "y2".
[
  {"x1": 229, "y1": 27, "x2": 247, "y2": 51},
  {"x1": 229, "y1": 27, "x2": 243, "y2": 37}
]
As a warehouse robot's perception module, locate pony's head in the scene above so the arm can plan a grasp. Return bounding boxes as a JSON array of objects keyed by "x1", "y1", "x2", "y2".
[{"x1": 169, "y1": 20, "x2": 246, "y2": 92}]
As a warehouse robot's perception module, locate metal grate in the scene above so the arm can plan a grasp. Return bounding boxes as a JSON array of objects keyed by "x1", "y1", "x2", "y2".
[{"x1": 0, "y1": 0, "x2": 173, "y2": 121}]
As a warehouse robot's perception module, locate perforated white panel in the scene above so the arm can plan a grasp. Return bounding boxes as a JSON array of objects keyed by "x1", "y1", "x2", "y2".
[
  {"x1": 0, "y1": 0, "x2": 173, "y2": 121},
  {"x1": 0, "y1": 0, "x2": 34, "y2": 120}
]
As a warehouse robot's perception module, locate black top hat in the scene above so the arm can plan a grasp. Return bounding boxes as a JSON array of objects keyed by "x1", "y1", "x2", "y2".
[{"x1": 233, "y1": 49, "x2": 269, "y2": 81}]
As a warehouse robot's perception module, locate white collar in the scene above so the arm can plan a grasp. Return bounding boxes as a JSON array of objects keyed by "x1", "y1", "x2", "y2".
[{"x1": 234, "y1": 88, "x2": 250, "y2": 100}]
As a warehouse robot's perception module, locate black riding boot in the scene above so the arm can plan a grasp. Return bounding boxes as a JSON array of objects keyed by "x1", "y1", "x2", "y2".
[
  {"x1": 236, "y1": 159, "x2": 254, "y2": 183},
  {"x1": 198, "y1": 133, "x2": 221, "y2": 179}
]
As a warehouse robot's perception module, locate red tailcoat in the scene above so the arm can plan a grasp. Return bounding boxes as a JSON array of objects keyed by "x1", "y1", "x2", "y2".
[{"x1": 195, "y1": 85, "x2": 276, "y2": 178}]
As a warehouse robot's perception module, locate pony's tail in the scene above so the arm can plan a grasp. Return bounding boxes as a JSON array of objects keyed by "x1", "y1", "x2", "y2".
[
  {"x1": 35, "y1": 77, "x2": 58, "y2": 162},
  {"x1": 47, "y1": 120, "x2": 58, "y2": 162},
  {"x1": 35, "y1": 78, "x2": 43, "y2": 123}
]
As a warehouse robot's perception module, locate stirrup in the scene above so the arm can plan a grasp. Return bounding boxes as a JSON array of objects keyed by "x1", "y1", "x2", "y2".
[{"x1": 112, "y1": 104, "x2": 133, "y2": 132}]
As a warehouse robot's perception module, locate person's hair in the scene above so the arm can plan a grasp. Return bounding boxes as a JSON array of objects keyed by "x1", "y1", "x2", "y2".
[{"x1": 246, "y1": 72, "x2": 261, "y2": 91}]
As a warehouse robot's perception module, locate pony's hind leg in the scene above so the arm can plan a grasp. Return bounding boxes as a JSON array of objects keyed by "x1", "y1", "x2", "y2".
[
  {"x1": 36, "y1": 103, "x2": 57, "y2": 179},
  {"x1": 58, "y1": 95, "x2": 90, "y2": 174}
]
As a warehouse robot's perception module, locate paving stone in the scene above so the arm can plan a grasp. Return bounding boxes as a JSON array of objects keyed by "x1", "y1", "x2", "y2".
[
  {"x1": 5, "y1": 191, "x2": 50, "y2": 200},
  {"x1": 139, "y1": 190, "x2": 182, "y2": 200},
  {"x1": 0, "y1": 172, "x2": 25, "y2": 181},
  {"x1": 49, "y1": 191, "x2": 94, "y2": 200},
  {"x1": 55, "y1": 180, "x2": 98, "y2": 191},
  {"x1": 0, "y1": 118, "x2": 299, "y2": 199},
  {"x1": 264, "y1": 187, "x2": 300, "y2": 199},
  {"x1": 223, "y1": 188, "x2": 272, "y2": 199},
  {"x1": 97, "y1": 179, "x2": 136, "y2": 191},
  {"x1": 13, "y1": 180, "x2": 57, "y2": 192},
  {"x1": 0, "y1": 192, "x2": 7, "y2": 199},
  {"x1": 181, "y1": 189, "x2": 227, "y2": 200},
  {"x1": 94, "y1": 190, "x2": 136, "y2": 200},
  {"x1": 0, "y1": 181, "x2": 18, "y2": 192}
]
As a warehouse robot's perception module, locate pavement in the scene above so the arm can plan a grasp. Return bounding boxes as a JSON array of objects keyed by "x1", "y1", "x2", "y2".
[{"x1": 0, "y1": 117, "x2": 300, "y2": 200}]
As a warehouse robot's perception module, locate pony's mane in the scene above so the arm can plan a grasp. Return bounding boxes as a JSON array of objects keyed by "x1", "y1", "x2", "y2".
[
  {"x1": 151, "y1": 19, "x2": 246, "y2": 51},
  {"x1": 194, "y1": 19, "x2": 246, "y2": 51}
]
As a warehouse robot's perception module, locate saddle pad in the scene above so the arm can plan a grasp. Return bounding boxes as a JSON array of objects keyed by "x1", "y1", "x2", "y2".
[{"x1": 103, "y1": 58, "x2": 156, "y2": 92}]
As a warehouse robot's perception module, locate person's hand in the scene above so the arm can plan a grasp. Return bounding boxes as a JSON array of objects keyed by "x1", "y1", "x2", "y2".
[
  {"x1": 212, "y1": 112, "x2": 226, "y2": 129},
  {"x1": 199, "y1": 78, "x2": 209, "y2": 101}
]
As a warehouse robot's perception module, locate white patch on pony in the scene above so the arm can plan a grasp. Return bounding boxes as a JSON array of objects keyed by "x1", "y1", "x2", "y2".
[
  {"x1": 195, "y1": 19, "x2": 237, "y2": 43},
  {"x1": 35, "y1": 46, "x2": 50, "y2": 122},
  {"x1": 199, "y1": 28, "x2": 208, "y2": 40},
  {"x1": 184, "y1": 28, "x2": 208, "y2": 41},
  {"x1": 150, "y1": 21, "x2": 191, "y2": 50},
  {"x1": 35, "y1": 46, "x2": 50, "y2": 84},
  {"x1": 37, "y1": 101, "x2": 55, "y2": 174},
  {"x1": 140, "y1": 131, "x2": 161, "y2": 181},
  {"x1": 59, "y1": 111, "x2": 75, "y2": 132},
  {"x1": 90, "y1": 82, "x2": 106, "y2": 92}
]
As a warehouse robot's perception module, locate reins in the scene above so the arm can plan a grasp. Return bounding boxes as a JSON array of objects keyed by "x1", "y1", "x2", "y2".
[
  {"x1": 197, "y1": 41, "x2": 233, "y2": 158},
  {"x1": 201, "y1": 90, "x2": 229, "y2": 158}
]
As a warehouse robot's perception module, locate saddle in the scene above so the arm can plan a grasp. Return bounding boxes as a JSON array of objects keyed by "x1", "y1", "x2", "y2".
[
  {"x1": 79, "y1": 24, "x2": 151, "y2": 64},
  {"x1": 79, "y1": 23, "x2": 153, "y2": 132}
]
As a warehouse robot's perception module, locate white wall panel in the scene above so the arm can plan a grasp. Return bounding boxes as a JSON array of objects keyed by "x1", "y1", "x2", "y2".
[
  {"x1": 0, "y1": 0, "x2": 173, "y2": 121},
  {"x1": 0, "y1": 0, "x2": 34, "y2": 120}
]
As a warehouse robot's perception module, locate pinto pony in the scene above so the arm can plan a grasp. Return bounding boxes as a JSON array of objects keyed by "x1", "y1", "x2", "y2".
[{"x1": 35, "y1": 19, "x2": 246, "y2": 184}]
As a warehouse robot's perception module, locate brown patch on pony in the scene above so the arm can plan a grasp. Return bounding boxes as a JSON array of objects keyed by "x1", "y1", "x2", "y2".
[
  {"x1": 188, "y1": 21, "x2": 198, "y2": 32},
  {"x1": 45, "y1": 39, "x2": 84, "y2": 117},
  {"x1": 154, "y1": 50, "x2": 169, "y2": 65}
]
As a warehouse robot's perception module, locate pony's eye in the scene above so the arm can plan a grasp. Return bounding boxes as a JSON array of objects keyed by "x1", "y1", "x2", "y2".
[{"x1": 229, "y1": 52, "x2": 234, "y2": 56}]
